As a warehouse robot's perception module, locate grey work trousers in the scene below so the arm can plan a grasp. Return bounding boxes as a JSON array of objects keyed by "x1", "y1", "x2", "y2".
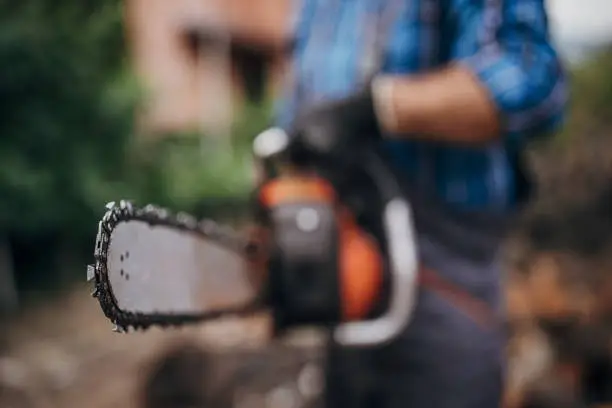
[{"x1": 323, "y1": 187, "x2": 509, "y2": 408}]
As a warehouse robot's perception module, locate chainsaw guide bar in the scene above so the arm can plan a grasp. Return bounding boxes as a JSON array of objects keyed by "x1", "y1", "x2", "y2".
[{"x1": 88, "y1": 200, "x2": 259, "y2": 333}]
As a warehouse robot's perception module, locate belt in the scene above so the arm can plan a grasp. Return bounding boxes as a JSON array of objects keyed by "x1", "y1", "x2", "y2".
[{"x1": 419, "y1": 266, "x2": 498, "y2": 329}]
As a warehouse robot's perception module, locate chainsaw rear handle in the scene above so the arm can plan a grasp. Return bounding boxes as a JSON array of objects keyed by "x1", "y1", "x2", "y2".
[{"x1": 253, "y1": 128, "x2": 419, "y2": 348}]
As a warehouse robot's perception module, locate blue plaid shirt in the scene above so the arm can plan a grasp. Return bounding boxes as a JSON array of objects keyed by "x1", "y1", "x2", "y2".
[{"x1": 275, "y1": 0, "x2": 567, "y2": 213}]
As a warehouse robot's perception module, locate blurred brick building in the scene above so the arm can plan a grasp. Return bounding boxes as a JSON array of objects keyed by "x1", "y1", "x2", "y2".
[{"x1": 124, "y1": 0, "x2": 292, "y2": 137}]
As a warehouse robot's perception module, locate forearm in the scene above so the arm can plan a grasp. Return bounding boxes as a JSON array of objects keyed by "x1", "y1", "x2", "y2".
[
  {"x1": 372, "y1": 0, "x2": 568, "y2": 146},
  {"x1": 372, "y1": 65, "x2": 501, "y2": 144}
]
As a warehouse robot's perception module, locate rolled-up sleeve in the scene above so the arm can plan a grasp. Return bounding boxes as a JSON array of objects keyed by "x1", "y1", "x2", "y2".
[{"x1": 455, "y1": 0, "x2": 568, "y2": 141}]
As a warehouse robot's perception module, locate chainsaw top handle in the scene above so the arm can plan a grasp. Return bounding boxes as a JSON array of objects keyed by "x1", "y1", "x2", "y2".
[{"x1": 253, "y1": 127, "x2": 419, "y2": 348}]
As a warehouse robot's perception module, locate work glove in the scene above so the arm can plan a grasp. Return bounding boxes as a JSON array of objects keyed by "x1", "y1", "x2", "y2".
[{"x1": 290, "y1": 85, "x2": 383, "y2": 161}]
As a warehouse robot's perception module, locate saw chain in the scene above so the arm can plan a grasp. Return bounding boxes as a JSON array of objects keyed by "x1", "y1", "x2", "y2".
[{"x1": 88, "y1": 200, "x2": 259, "y2": 333}]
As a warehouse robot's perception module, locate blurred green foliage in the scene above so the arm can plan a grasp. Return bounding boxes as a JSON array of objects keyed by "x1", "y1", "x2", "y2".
[
  {"x1": 559, "y1": 49, "x2": 612, "y2": 139},
  {"x1": 0, "y1": 1, "x2": 131, "y2": 236},
  {"x1": 0, "y1": 0, "x2": 270, "y2": 293},
  {"x1": 143, "y1": 100, "x2": 273, "y2": 213}
]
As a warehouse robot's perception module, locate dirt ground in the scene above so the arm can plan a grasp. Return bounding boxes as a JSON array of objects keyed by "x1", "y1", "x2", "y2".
[{"x1": 0, "y1": 285, "x2": 325, "y2": 408}]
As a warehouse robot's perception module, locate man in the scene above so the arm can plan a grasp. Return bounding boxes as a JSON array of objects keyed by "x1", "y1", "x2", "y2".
[{"x1": 274, "y1": 0, "x2": 567, "y2": 407}]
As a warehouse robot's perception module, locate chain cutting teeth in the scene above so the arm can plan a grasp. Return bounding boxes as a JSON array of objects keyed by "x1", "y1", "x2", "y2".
[
  {"x1": 112, "y1": 324, "x2": 126, "y2": 333},
  {"x1": 86, "y1": 265, "x2": 95, "y2": 282},
  {"x1": 119, "y1": 200, "x2": 132, "y2": 211}
]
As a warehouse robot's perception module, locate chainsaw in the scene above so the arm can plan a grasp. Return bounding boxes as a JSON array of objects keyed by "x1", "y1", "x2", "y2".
[{"x1": 88, "y1": 125, "x2": 418, "y2": 348}]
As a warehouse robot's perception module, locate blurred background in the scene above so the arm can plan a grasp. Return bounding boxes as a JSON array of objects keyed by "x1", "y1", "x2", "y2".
[{"x1": 0, "y1": 0, "x2": 611, "y2": 407}]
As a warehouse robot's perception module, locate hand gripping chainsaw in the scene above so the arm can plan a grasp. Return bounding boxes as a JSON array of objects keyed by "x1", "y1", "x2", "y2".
[{"x1": 89, "y1": 126, "x2": 419, "y2": 348}]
